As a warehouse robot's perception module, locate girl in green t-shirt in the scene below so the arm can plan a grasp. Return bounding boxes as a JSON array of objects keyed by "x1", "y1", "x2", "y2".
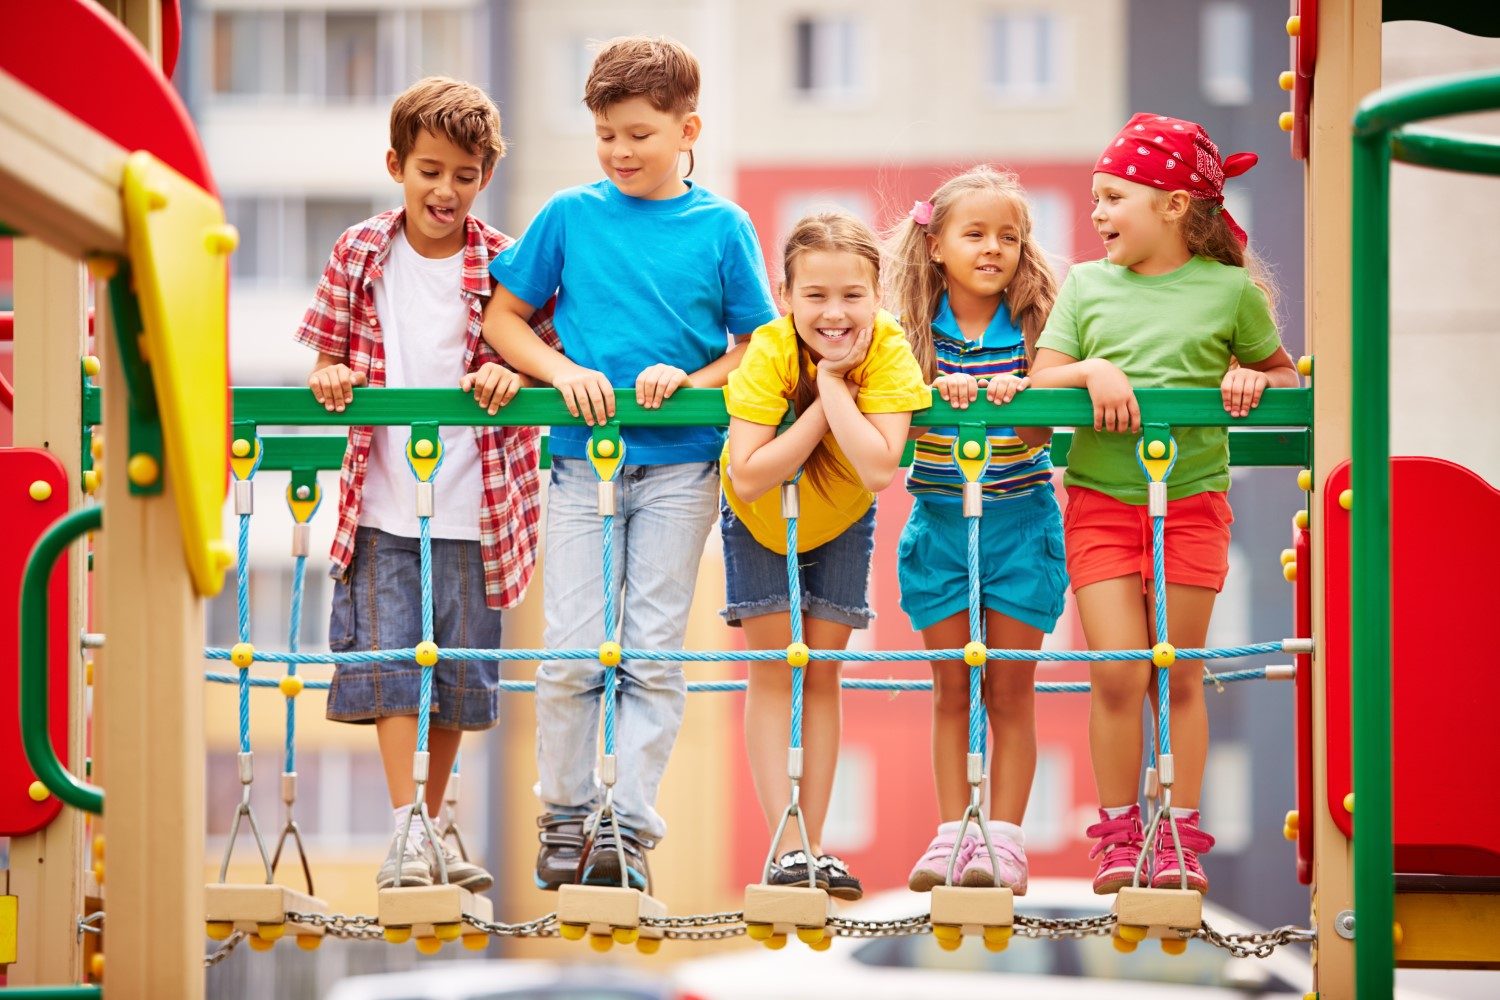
[
  {"x1": 1031, "y1": 114, "x2": 1298, "y2": 897},
  {"x1": 722, "y1": 211, "x2": 928, "y2": 900}
]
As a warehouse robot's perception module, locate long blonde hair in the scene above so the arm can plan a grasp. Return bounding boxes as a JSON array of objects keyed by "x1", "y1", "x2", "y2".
[
  {"x1": 781, "y1": 210, "x2": 882, "y2": 500},
  {"x1": 884, "y1": 166, "x2": 1058, "y2": 382},
  {"x1": 1173, "y1": 198, "x2": 1279, "y2": 316}
]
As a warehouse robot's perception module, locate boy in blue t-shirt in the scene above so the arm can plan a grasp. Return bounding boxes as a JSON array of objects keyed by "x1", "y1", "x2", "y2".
[{"x1": 482, "y1": 34, "x2": 777, "y2": 892}]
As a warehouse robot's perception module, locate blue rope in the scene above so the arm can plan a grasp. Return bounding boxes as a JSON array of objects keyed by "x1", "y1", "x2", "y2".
[
  {"x1": 1152, "y1": 510, "x2": 1171, "y2": 758},
  {"x1": 966, "y1": 512, "x2": 984, "y2": 756},
  {"x1": 417, "y1": 514, "x2": 434, "y2": 755},
  {"x1": 236, "y1": 512, "x2": 251, "y2": 755},
  {"x1": 786, "y1": 499, "x2": 804, "y2": 752},
  {"x1": 285, "y1": 554, "x2": 306, "y2": 773},
  {"x1": 602, "y1": 510, "x2": 618, "y2": 758},
  {"x1": 207, "y1": 667, "x2": 1277, "y2": 695},
  {"x1": 203, "y1": 640, "x2": 1287, "y2": 665}
]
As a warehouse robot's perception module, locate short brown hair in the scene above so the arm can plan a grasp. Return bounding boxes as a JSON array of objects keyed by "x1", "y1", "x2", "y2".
[
  {"x1": 583, "y1": 35, "x2": 700, "y2": 117},
  {"x1": 389, "y1": 76, "x2": 505, "y2": 174}
]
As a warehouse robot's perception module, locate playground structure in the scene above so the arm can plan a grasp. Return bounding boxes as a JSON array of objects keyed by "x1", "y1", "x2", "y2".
[{"x1": 2, "y1": 1, "x2": 1500, "y2": 998}]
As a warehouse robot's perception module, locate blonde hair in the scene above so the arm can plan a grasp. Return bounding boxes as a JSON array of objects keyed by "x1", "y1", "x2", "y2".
[
  {"x1": 780, "y1": 210, "x2": 882, "y2": 500},
  {"x1": 1171, "y1": 197, "x2": 1279, "y2": 316},
  {"x1": 389, "y1": 77, "x2": 504, "y2": 174},
  {"x1": 584, "y1": 35, "x2": 701, "y2": 177},
  {"x1": 883, "y1": 166, "x2": 1057, "y2": 382}
]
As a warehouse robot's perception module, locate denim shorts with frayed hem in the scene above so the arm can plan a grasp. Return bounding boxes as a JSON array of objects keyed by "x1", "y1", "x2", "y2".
[
  {"x1": 326, "y1": 527, "x2": 503, "y2": 730},
  {"x1": 720, "y1": 500, "x2": 875, "y2": 629}
]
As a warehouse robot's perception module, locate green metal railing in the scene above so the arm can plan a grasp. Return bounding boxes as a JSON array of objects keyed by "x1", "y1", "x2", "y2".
[{"x1": 1351, "y1": 69, "x2": 1500, "y2": 999}]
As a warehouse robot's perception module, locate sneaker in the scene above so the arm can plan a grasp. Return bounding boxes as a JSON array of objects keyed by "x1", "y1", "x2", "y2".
[
  {"x1": 767, "y1": 851, "x2": 825, "y2": 890},
  {"x1": 535, "y1": 813, "x2": 587, "y2": 891},
  {"x1": 1150, "y1": 811, "x2": 1215, "y2": 893},
  {"x1": 1086, "y1": 805, "x2": 1145, "y2": 895},
  {"x1": 431, "y1": 839, "x2": 493, "y2": 892},
  {"x1": 816, "y1": 854, "x2": 863, "y2": 901},
  {"x1": 907, "y1": 827, "x2": 981, "y2": 892},
  {"x1": 959, "y1": 828, "x2": 1028, "y2": 894},
  {"x1": 580, "y1": 822, "x2": 654, "y2": 893},
  {"x1": 377, "y1": 833, "x2": 433, "y2": 889}
]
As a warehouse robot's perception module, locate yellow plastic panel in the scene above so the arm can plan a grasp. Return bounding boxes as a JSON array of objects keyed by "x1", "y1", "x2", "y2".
[
  {"x1": 121, "y1": 151, "x2": 232, "y2": 596},
  {"x1": 0, "y1": 894, "x2": 17, "y2": 965}
]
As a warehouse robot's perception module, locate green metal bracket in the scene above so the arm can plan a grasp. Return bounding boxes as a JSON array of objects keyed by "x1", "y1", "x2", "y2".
[
  {"x1": 21, "y1": 505, "x2": 104, "y2": 816},
  {"x1": 104, "y1": 259, "x2": 163, "y2": 496},
  {"x1": 288, "y1": 468, "x2": 319, "y2": 502},
  {"x1": 588, "y1": 422, "x2": 625, "y2": 481},
  {"x1": 79, "y1": 359, "x2": 100, "y2": 481}
]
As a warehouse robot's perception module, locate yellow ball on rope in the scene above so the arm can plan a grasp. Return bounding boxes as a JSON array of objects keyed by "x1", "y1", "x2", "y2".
[
  {"x1": 785, "y1": 642, "x2": 810, "y2": 668},
  {"x1": 963, "y1": 641, "x2": 988, "y2": 668},
  {"x1": 231, "y1": 642, "x2": 256, "y2": 668},
  {"x1": 414, "y1": 641, "x2": 440, "y2": 667},
  {"x1": 1151, "y1": 642, "x2": 1176, "y2": 669}
]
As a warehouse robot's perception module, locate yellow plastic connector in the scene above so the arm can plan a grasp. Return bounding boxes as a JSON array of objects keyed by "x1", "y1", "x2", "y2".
[
  {"x1": 764, "y1": 933, "x2": 788, "y2": 950},
  {"x1": 297, "y1": 934, "x2": 322, "y2": 951},
  {"x1": 796, "y1": 926, "x2": 825, "y2": 946},
  {"x1": 462, "y1": 933, "x2": 488, "y2": 951},
  {"x1": 636, "y1": 937, "x2": 662, "y2": 954},
  {"x1": 28, "y1": 480, "x2": 52, "y2": 502},
  {"x1": 589, "y1": 933, "x2": 614, "y2": 952},
  {"x1": 92, "y1": 860, "x2": 105, "y2": 884},
  {"x1": 961, "y1": 440, "x2": 982, "y2": 460},
  {"x1": 415, "y1": 936, "x2": 443, "y2": 955},
  {"x1": 247, "y1": 935, "x2": 275, "y2": 952},
  {"x1": 612, "y1": 926, "x2": 640, "y2": 945},
  {"x1": 808, "y1": 935, "x2": 832, "y2": 952},
  {"x1": 1296, "y1": 355, "x2": 1313, "y2": 377},
  {"x1": 746, "y1": 922, "x2": 773, "y2": 941},
  {"x1": 1280, "y1": 71, "x2": 1295, "y2": 91},
  {"x1": 1343, "y1": 793, "x2": 1354, "y2": 814},
  {"x1": 599, "y1": 641, "x2": 622, "y2": 667},
  {"x1": 1283, "y1": 562, "x2": 1297, "y2": 583},
  {"x1": 93, "y1": 834, "x2": 105, "y2": 860},
  {"x1": 205, "y1": 921, "x2": 234, "y2": 941},
  {"x1": 1117, "y1": 924, "x2": 1148, "y2": 943},
  {"x1": 257, "y1": 922, "x2": 285, "y2": 941},
  {"x1": 559, "y1": 922, "x2": 586, "y2": 941},
  {"x1": 933, "y1": 924, "x2": 962, "y2": 948},
  {"x1": 1112, "y1": 935, "x2": 1138, "y2": 953},
  {"x1": 1286, "y1": 15, "x2": 1301, "y2": 36},
  {"x1": 1279, "y1": 112, "x2": 1295, "y2": 132},
  {"x1": 414, "y1": 641, "x2": 440, "y2": 667},
  {"x1": 27, "y1": 780, "x2": 48, "y2": 802},
  {"x1": 786, "y1": 642, "x2": 810, "y2": 668},
  {"x1": 1280, "y1": 548, "x2": 1296, "y2": 567},
  {"x1": 963, "y1": 641, "x2": 987, "y2": 667},
  {"x1": 82, "y1": 470, "x2": 99, "y2": 495},
  {"x1": 1152, "y1": 642, "x2": 1176, "y2": 669},
  {"x1": 231, "y1": 642, "x2": 256, "y2": 668},
  {"x1": 433, "y1": 922, "x2": 462, "y2": 942},
  {"x1": 1339, "y1": 489, "x2": 1353, "y2": 511},
  {"x1": 279, "y1": 675, "x2": 304, "y2": 698},
  {"x1": 1294, "y1": 510, "x2": 1309, "y2": 531},
  {"x1": 1297, "y1": 469, "x2": 1312, "y2": 492},
  {"x1": 203, "y1": 224, "x2": 239, "y2": 256},
  {"x1": 1146, "y1": 440, "x2": 1167, "y2": 459},
  {"x1": 127, "y1": 453, "x2": 160, "y2": 487},
  {"x1": 86, "y1": 256, "x2": 118, "y2": 281},
  {"x1": 983, "y1": 926, "x2": 1013, "y2": 952},
  {"x1": 1161, "y1": 936, "x2": 1188, "y2": 955},
  {"x1": 383, "y1": 926, "x2": 412, "y2": 944}
]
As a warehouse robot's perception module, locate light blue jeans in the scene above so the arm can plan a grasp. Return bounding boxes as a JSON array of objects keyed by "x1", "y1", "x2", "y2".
[{"x1": 535, "y1": 457, "x2": 719, "y2": 843}]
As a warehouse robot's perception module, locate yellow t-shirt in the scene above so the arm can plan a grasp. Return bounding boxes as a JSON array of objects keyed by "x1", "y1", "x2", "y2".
[{"x1": 722, "y1": 310, "x2": 930, "y2": 553}]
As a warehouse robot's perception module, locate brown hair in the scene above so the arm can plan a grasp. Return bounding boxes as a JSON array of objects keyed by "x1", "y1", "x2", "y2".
[
  {"x1": 389, "y1": 76, "x2": 505, "y2": 174},
  {"x1": 584, "y1": 35, "x2": 701, "y2": 178},
  {"x1": 1172, "y1": 198, "x2": 1279, "y2": 316},
  {"x1": 883, "y1": 166, "x2": 1058, "y2": 382},
  {"x1": 780, "y1": 211, "x2": 882, "y2": 500}
]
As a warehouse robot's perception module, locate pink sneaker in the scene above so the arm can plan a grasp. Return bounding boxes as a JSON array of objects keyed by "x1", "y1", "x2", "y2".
[
  {"x1": 959, "y1": 828, "x2": 1028, "y2": 894},
  {"x1": 907, "y1": 826, "x2": 980, "y2": 892},
  {"x1": 1150, "y1": 811, "x2": 1215, "y2": 893},
  {"x1": 1086, "y1": 805, "x2": 1145, "y2": 894}
]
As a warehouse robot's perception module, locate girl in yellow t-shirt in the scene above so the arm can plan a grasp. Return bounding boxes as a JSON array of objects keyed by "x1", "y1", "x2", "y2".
[{"x1": 722, "y1": 210, "x2": 928, "y2": 900}]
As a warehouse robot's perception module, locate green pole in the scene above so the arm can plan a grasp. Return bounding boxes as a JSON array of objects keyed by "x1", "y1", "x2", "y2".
[
  {"x1": 0, "y1": 988, "x2": 102, "y2": 999},
  {"x1": 20, "y1": 505, "x2": 104, "y2": 815}
]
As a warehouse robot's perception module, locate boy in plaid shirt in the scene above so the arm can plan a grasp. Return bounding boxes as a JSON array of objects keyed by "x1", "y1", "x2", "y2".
[{"x1": 296, "y1": 77, "x2": 555, "y2": 892}]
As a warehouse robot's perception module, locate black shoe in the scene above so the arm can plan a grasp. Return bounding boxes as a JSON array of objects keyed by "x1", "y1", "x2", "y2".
[
  {"x1": 767, "y1": 851, "x2": 827, "y2": 890},
  {"x1": 535, "y1": 813, "x2": 587, "y2": 891},
  {"x1": 817, "y1": 854, "x2": 863, "y2": 901},
  {"x1": 580, "y1": 821, "x2": 654, "y2": 893}
]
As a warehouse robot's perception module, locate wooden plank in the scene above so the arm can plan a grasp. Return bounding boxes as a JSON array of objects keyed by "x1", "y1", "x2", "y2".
[
  {"x1": 377, "y1": 884, "x2": 491, "y2": 935},
  {"x1": 930, "y1": 886, "x2": 1014, "y2": 930},
  {"x1": 203, "y1": 883, "x2": 327, "y2": 934},
  {"x1": 557, "y1": 884, "x2": 667, "y2": 937},
  {"x1": 742, "y1": 884, "x2": 831, "y2": 932},
  {"x1": 1113, "y1": 887, "x2": 1202, "y2": 938}
]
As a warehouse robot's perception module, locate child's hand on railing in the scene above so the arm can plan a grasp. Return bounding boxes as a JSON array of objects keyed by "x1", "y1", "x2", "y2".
[
  {"x1": 934, "y1": 373, "x2": 980, "y2": 409},
  {"x1": 307, "y1": 363, "x2": 367, "y2": 413},
  {"x1": 1084, "y1": 361, "x2": 1140, "y2": 433},
  {"x1": 985, "y1": 374, "x2": 1030, "y2": 405},
  {"x1": 552, "y1": 364, "x2": 616, "y2": 425},
  {"x1": 462, "y1": 362, "x2": 523, "y2": 415},
  {"x1": 636, "y1": 364, "x2": 691, "y2": 409}
]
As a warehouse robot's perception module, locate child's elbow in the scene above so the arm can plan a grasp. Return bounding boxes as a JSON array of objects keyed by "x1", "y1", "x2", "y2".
[
  {"x1": 859, "y1": 466, "x2": 897, "y2": 493},
  {"x1": 730, "y1": 468, "x2": 770, "y2": 504}
]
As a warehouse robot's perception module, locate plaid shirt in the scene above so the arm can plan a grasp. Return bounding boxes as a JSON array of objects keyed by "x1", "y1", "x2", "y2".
[{"x1": 295, "y1": 209, "x2": 558, "y2": 609}]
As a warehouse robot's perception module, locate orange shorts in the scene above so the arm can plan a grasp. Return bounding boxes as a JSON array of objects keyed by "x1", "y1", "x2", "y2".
[{"x1": 1063, "y1": 486, "x2": 1233, "y2": 593}]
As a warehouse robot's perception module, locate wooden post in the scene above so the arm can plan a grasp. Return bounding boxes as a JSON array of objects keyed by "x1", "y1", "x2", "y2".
[
  {"x1": 1306, "y1": 1, "x2": 1381, "y2": 996},
  {"x1": 5, "y1": 242, "x2": 90, "y2": 985}
]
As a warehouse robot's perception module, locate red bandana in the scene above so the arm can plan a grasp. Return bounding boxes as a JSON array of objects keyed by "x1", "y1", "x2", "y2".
[{"x1": 1093, "y1": 112, "x2": 1258, "y2": 246}]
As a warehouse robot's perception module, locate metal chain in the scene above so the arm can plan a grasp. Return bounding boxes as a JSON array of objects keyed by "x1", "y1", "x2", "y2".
[
  {"x1": 460, "y1": 912, "x2": 561, "y2": 938},
  {"x1": 1194, "y1": 920, "x2": 1316, "y2": 958},
  {"x1": 826, "y1": 913, "x2": 933, "y2": 938},
  {"x1": 643, "y1": 911, "x2": 745, "y2": 929},
  {"x1": 1014, "y1": 914, "x2": 1119, "y2": 940},
  {"x1": 284, "y1": 911, "x2": 387, "y2": 940},
  {"x1": 204, "y1": 931, "x2": 246, "y2": 967}
]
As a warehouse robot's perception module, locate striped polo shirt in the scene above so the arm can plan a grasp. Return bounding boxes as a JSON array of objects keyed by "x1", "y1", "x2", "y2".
[{"x1": 905, "y1": 294, "x2": 1053, "y2": 502}]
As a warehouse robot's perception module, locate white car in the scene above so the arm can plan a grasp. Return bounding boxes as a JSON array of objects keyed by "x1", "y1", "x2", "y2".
[
  {"x1": 325, "y1": 960, "x2": 674, "y2": 1000},
  {"x1": 671, "y1": 878, "x2": 1447, "y2": 1000}
]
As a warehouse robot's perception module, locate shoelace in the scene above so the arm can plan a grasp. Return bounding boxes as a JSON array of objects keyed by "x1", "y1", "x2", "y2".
[
  {"x1": 1155, "y1": 820, "x2": 1216, "y2": 858},
  {"x1": 1085, "y1": 814, "x2": 1143, "y2": 860}
]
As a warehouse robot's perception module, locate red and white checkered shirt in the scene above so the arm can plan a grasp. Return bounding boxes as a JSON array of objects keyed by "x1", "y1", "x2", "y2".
[{"x1": 295, "y1": 209, "x2": 558, "y2": 610}]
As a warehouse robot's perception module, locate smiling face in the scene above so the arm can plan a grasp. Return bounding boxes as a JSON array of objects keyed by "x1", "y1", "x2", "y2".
[
  {"x1": 929, "y1": 190, "x2": 1024, "y2": 306},
  {"x1": 594, "y1": 96, "x2": 700, "y2": 201},
  {"x1": 1090, "y1": 172, "x2": 1190, "y2": 275},
  {"x1": 784, "y1": 250, "x2": 879, "y2": 365},
  {"x1": 387, "y1": 129, "x2": 491, "y2": 258}
]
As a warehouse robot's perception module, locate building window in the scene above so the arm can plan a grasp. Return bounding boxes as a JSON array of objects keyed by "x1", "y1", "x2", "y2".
[
  {"x1": 823, "y1": 745, "x2": 875, "y2": 853},
  {"x1": 986, "y1": 12, "x2": 1066, "y2": 101},
  {"x1": 1023, "y1": 746, "x2": 1070, "y2": 850},
  {"x1": 1200, "y1": 2, "x2": 1253, "y2": 106},
  {"x1": 1027, "y1": 190, "x2": 1073, "y2": 265},
  {"x1": 792, "y1": 16, "x2": 866, "y2": 101},
  {"x1": 217, "y1": 196, "x2": 386, "y2": 287}
]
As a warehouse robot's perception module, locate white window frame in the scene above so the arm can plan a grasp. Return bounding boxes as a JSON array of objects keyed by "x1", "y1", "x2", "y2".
[
  {"x1": 984, "y1": 10, "x2": 1070, "y2": 105},
  {"x1": 1200, "y1": 1, "x2": 1254, "y2": 107},
  {"x1": 790, "y1": 14, "x2": 872, "y2": 105}
]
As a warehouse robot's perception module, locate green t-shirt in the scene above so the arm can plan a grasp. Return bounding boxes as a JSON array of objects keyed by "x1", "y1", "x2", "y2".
[{"x1": 1035, "y1": 256, "x2": 1280, "y2": 504}]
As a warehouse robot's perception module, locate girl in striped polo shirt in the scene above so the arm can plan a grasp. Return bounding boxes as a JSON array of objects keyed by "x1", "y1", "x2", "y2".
[{"x1": 885, "y1": 166, "x2": 1068, "y2": 894}]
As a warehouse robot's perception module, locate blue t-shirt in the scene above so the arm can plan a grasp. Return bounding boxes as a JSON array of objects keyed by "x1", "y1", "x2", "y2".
[{"x1": 490, "y1": 179, "x2": 777, "y2": 464}]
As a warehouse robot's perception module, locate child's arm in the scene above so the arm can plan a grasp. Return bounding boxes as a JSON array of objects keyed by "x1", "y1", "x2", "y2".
[
  {"x1": 816, "y1": 327, "x2": 913, "y2": 492},
  {"x1": 727, "y1": 404, "x2": 832, "y2": 503},
  {"x1": 308, "y1": 352, "x2": 367, "y2": 413},
  {"x1": 1030, "y1": 348, "x2": 1140, "y2": 434},
  {"x1": 483, "y1": 287, "x2": 615, "y2": 425},
  {"x1": 636, "y1": 335, "x2": 752, "y2": 408},
  {"x1": 1222, "y1": 345, "x2": 1299, "y2": 418}
]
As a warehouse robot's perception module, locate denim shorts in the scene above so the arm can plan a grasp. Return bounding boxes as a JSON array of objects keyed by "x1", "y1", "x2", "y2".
[
  {"x1": 326, "y1": 527, "x2": 503, "y2": 730},
  {"x1": 897, "y1": 485, "x2": 1068, "y2": 634},
  {"x1": 720, "y1": 500, "x2": 876, "y2": 629}
]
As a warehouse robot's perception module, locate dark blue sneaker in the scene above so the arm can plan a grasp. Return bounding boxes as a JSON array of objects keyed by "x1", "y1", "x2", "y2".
[
  {"x1": 534, "y1": 813, "x2": 586, "y2": 891},
  {"x1": 580, "y1": 823, "x2": 653, "y2": 893}
]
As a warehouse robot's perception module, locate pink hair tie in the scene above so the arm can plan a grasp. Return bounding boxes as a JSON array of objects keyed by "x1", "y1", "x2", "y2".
[{"x1": 909, "y1": 200, "x2": 934, "y2": 226}]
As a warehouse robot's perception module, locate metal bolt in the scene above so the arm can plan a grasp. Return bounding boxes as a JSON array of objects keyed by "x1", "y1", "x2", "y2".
[{"x1": 1335, "y1": 910, "x2": 1355, "y2": 940}]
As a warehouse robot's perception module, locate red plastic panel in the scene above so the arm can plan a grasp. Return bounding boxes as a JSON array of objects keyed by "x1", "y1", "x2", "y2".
[
  {"x1": 1324, "y1": 457, "x2": 1500, "y2": 876},
  {"x1": 0, "y1": 449, "x2": 72, "y2": 836},
  {"x1": 162, "y1": 0, "x2": 182, "y2": 79},
  {"x1": 1293, "y1": 521, "x2": 1313, "y2": 885},
  {"x1": 0, "y1": 0, "x2": 214, "y2": 194}
]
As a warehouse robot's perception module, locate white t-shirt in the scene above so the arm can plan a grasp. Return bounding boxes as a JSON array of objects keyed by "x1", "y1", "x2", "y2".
[{"x1": 360, "y1": 229, "x2": 484, "y2": 541}]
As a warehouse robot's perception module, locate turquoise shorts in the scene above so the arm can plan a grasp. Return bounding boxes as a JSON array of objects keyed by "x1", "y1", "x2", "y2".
[{"x1": 897, "y1": 485, "x2": 1068, "y2": 634}]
